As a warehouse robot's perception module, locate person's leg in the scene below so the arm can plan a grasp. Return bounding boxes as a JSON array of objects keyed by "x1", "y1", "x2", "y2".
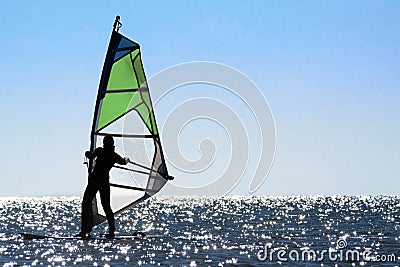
[
  {"x1": 80, "y1": 181, "x2": 98, "y2": 236},
  {"x1": 99, "y1": 183, "x2": 115, "y2": 237}
]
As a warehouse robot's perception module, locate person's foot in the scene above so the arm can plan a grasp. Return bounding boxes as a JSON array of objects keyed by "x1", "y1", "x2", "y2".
[{"x1": 75, "y1": 231, "x2": 91, "y2": 238}]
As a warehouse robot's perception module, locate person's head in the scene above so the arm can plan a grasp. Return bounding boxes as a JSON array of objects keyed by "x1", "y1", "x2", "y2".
[{"x1": 103, "y1": 135, "x2": 114, "y2": 150}]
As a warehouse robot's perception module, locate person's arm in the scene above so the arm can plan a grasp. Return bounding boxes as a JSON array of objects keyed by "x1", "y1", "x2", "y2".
[
  {"x1": 85, "y1": 148, "x2": 101, "y2": 159},
  {"x1": 114, "y1": 153, "x2": 130, "y2": 165}
]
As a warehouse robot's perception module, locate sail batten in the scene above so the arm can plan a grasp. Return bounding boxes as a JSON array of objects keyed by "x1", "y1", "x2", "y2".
[
  {"x1": 88, "y1": 17, "x2": 170, "y2": 228},
  {"x1": 109, "y1": 183, "x2": 146, "y2": 191},
  {"x1": 94, "y1": 132, "x2": 158, "y2": 138},
  {"x1": 105, "y1": 88, "x2": 148, "y2": 93}
]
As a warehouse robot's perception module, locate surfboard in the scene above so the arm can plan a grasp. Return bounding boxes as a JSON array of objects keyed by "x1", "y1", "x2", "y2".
[{"x1": 19, "y1": 232, "x2": 150, "y2": 240}]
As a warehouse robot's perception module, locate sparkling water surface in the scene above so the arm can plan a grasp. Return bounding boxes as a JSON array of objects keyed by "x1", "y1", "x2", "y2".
[{"x1": 0, "y1": 196, "x2": 399, "y2": 266}]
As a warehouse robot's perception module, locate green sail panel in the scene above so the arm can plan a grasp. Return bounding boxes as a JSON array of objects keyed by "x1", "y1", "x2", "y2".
[
  {"x1": 107, "y1": 50, "x2": 139, "y2": 90},
  {"x1": 97, "y1": 91, "x2": 143, "y2": 131},
  {"x1": 96, "y1": 49, "x2": 158, "y2": 134},
  {"x1": 133, "y1": 53, "x2": 146, "y2": 86},
  {"x1": 135, "y1": 93, "x2": 157, "y2": 135}
]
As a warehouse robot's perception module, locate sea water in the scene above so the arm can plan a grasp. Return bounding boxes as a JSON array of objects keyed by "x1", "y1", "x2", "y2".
[{"x1": 0, "y1": 196, "x2": 399, "y2": 266}]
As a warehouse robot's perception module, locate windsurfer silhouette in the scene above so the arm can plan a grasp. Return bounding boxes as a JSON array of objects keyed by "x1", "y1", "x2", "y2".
[{"x1": 77, "y1": 135, "x2": 130, "y2": 238}]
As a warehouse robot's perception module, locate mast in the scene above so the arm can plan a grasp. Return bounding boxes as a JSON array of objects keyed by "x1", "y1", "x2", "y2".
[
  {"x1": 113, "y1": 15, "x2": 122, "y2": 32},
  {"x1": 88, "y1": 16, "x2": 122, "y2": 173}
]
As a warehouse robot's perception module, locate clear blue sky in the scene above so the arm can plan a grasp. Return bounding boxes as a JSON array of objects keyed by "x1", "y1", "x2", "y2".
[{"x1": 0, "y1": 1, "x2": 399, "y2": 196}]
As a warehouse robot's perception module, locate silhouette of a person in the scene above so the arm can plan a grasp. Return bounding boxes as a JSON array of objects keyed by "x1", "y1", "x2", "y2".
[{"x1": 77, "y1": 135, "x2": 130, "y2": 238}]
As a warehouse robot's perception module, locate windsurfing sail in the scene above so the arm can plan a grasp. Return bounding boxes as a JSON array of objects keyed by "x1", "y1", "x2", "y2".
[{"x1": 87, "y1": 16, "x2": 172, "y2": 226}]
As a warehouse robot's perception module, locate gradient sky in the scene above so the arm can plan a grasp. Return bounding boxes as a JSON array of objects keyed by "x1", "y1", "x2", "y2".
[{"x1": 0, "y1": 1, "x2": 399, "y2": 196}]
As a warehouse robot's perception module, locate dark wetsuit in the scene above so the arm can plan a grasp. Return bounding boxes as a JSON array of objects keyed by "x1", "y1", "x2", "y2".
[{"x1": 81, "y1": 147, "x2": 127, "y2": 233}]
